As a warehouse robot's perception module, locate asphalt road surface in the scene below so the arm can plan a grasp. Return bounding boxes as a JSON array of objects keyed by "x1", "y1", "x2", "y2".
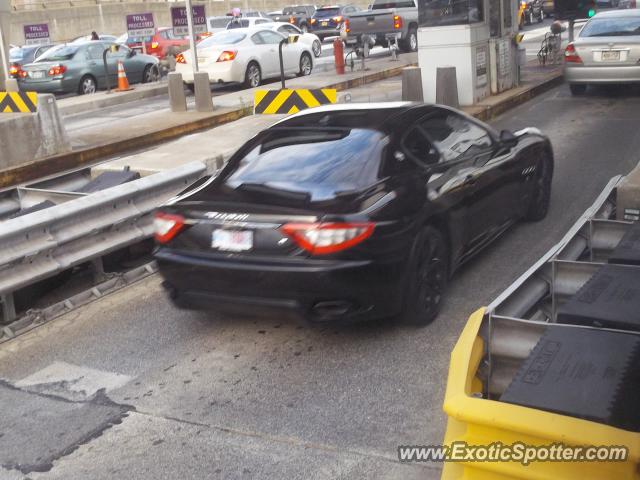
[{"x1": 2, "y1": 83, "x2": 640, "y2": 480}]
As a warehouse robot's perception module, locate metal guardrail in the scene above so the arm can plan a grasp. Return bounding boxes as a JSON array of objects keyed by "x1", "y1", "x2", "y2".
[{"x1": 0, "y1": 161, "x2": 206, "y2": 323}]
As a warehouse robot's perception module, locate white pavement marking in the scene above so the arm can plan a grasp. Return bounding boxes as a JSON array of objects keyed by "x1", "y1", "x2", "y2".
[{"x1": 15, "y1": 361, "x2": 132, "y2": 399}]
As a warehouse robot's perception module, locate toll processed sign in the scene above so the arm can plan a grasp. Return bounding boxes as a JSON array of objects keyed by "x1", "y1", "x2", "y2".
[
  {"x1": 171, "y1": 6, "x2": 207, "y2": 36},
  {"x1": 0, "y1": 92, "x2": 38, "y2": 113},
  {"x1": 126, "y1": 13, "x2": 155, "y2": 38},
  {"x1": 254, "y1": 89, "x2": 337, "y2": 114},
  {"x1": 23, "y1": 24, "x2": 50, "y2": 46}
]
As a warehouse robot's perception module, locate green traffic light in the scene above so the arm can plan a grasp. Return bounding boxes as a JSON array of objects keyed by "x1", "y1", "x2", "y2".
[{"x1": 588, "y1": 8, "x2": 596, "y2": 16}]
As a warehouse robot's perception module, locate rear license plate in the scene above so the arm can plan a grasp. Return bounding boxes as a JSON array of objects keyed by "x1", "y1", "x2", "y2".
[
  {"x1": 30, "y1": 71, "x2": 45, "y2": 79},
  {"x1": 212, "y1": 229, "x2": 253, "y2": 252},
  {"x1": 602, "y1": 50, "x2": 620, "y2": 62},
  {"x1": 321, "y1": 21, "x2": 328, "y2": 26},
  {"x1": 197, "y1": 57, "x2": 208, "y2": 63}
]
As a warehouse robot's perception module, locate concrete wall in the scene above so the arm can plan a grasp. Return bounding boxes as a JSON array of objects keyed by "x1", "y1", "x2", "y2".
[{"x1": 9, "y1": 0, "x2": 370, "y2": 44}]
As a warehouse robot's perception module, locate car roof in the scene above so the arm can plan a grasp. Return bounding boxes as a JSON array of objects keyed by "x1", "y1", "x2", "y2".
[
  {"x1": 272, "y1": 102, "x2": 418, "y2": 132},
  {"x1": 592, "y1": 9, "x2": 640, "y2": 18}
]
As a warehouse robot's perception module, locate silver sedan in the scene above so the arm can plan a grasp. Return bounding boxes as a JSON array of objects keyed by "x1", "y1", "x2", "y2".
[{"x1": 564, "y1": 9, "x2": 640, "y2": 95}]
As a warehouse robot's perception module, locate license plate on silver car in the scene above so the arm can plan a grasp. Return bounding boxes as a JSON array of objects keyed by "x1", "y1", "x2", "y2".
[
  {"x1": 30, "y1": 71, "x2": 45, "y2": 79},
  {"x1": 212, "y1": 229, "x2": 253, "y2": 252},
  {"x1": 602, "y1": 50, "x2": 620, "y2": 62}
]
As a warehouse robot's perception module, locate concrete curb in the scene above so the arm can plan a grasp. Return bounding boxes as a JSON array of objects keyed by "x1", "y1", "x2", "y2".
[
  {"x1": 470, "y1": 72, "x2": 563, "y2": 122},
  {"x1": 57, "y1": 84, "x2": 169, "y2": 117}
]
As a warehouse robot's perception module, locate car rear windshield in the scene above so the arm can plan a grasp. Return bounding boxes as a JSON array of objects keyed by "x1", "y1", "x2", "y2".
[
  {"x1": 209, "y1": 17, "x2": 231, "y2": 28},
  {"x1": 315, "y1": 7, "x2": 340, "y2": 16},
  {"x1": 223, "y1": 128, "x2": 388, "y2": 201},
  {"x1": 36, "y1": 45, "x2": 79, "y2": 62},
  {"x1": 9, "y1": 47, "x2": 23, "y2": 62},
  {"x1": 372, "y1": 0, "x2": 416, "y2": 9},
  {"x1": 198, "y1": 31, "x2": 246, "y2": 47},
  {"x1": 581, "y1": 17, "x2": 640, "y2": 37},
  {"x1": 284, "y1": 7, "x2": 308, "y2": 14}
]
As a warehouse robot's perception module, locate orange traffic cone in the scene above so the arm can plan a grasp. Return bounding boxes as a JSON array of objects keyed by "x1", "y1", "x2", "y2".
[{"x1": 115, "y1": 60, "x2": 133, "y2": 92}]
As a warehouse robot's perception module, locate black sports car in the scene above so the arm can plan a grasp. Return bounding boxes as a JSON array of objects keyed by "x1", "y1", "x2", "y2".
[{"x1": 154, "y1": 103, "x2": 553, "y2": 325}]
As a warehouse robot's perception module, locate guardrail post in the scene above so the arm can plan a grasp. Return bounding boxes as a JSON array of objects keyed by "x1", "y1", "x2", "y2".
[
  {"x1": 402, "y1": 66, "x2": 423, "y2": 102},
  {"x1": 1, "y1": 292, "x2": 16, "y2": 324},
  {"x1": 436, "y1": 66, "x2": 459, "y2": 109},
  {"x1": 193, "y1": 72, "x2": 214, "y2": 113},
  {"x1": 168, "y1": 72, "x2": 187, "y2": 112}
]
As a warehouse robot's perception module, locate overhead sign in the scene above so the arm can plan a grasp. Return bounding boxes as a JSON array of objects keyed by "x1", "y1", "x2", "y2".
[
  {"x1": 23, "y1": 24, "x2": 50, "y2": 46},
  {"x1": 171, "y1": 6, "x2": 207, "y2": 36},
  {"x1": 126, "y1": 13, "x2": 155, "y2": 38}
]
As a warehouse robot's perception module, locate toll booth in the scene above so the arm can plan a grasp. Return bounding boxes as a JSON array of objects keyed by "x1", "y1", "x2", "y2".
[{"x1": 417, "y1": 0, "x2": 519, "y2": 105}]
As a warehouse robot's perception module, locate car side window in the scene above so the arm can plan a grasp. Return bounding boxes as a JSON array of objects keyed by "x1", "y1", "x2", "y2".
[
  {"x1": 279, "y1": 24, "x2": 299, "y2": 35},
  {"x1": 251, "y1": 33, "x2": 265, "y2": 45},
  {"x1": 419, "y1": 112, "x2": 492, "y2": 163},
  {"x1": 258, "y1": 30, "x2": 286, "y2": 44},
  {"x1": 87, "y1": 44, "x2": 104, "y2": 60},
  {"x1": 256, "y1": 19, "x2": 269, "y2": 24},
  {"x1": 399, "y1": 126, "x2": 440, "y2": 170}
]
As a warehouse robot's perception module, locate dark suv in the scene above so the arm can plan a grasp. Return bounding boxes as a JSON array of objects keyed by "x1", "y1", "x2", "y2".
[
  {"x1": 273, "y1": 5, "x2": 317, "y2": 32},
  {"x1": 310, "y1": 5, "x2": 361, "y2": 41}
]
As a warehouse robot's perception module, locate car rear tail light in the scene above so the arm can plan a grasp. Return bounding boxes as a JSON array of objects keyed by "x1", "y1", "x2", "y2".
[
  {"x1": 48, "y1": 64, "x2": 66, "y2": 76},
  {"x1": 18, "y1": 69, "x2": 28, "y2": 79},
  {"x1": 176, "y1": 52, "x2": 186, "y2": 64},
  {"x1": 393, "y1": 15, "x2": 402, "y2": 29},
  {"x1": 564, "y1": 43, "x2": 582, "y2": 63},
  {"x1": 154, "y1": 212, "x2": 185, "y2": 244},
  {"x1": 310, "y1": 18, "x2": 317, "y2": 24},
  {"x1": 150, "y1": 41, "x2": 159, "y2": 50},
  {"x1": 344, "y1": 18, "x2": 350, "y2": 33},
  {"x1": 9, "y1": 64, "x2": 19, "y2": 76},
  {"x1": 289, "y1": 16, "x2": 296, "y2": 23},
  {"x1": 333, "y1": 15, "x2": 343, "y2": 22},
  {"x1": 281, "y1": 222, "x2": 375, "y2": 255},
  {"x1": 217, "y1": 50, "x2": 237, "y2": 62}
]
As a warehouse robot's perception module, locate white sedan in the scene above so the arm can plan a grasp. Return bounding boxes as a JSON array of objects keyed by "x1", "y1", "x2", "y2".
[
  {"x1": 266, "y1": 22, "x2": 323, "y2": 58},
  {"x1": 176, "y1": 28, "x2": 314, "y2": 89}
]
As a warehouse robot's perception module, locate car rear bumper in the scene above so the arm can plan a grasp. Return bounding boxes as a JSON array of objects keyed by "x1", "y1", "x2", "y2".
[
  {"x1": 564, "y1": 64, "x2": 640, "y2": 84},
  {"x1": 155, "y1": 248, "x2": 407, "y2": 322},
  {"x1": 310, "y1": 27, "x2": 341, "y2": 38},
  {"x1": 17, "y1": 78, "x2": 75, "y2": 94},
  {"x1": 175, "y1": 62, "x2": 238, "y2": 84}
]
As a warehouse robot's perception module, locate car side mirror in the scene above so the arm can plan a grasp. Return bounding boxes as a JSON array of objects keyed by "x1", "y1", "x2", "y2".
[{"x1": 499, "y1": 129, "x2": 518, "y2": 148}]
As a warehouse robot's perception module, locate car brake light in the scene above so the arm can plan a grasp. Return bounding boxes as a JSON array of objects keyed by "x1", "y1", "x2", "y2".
[
  {"x1": 564, "y1": 43, "x2": 582, "y2": 63},
  {"x1": 19, "y1": 69, "x2": 28, "y2": 79},
  {"x1": 151, "y1": 41, "x2": 159, "y2": 50},
  {"x1": 217, "y1": 50, "x2": 237, "y2": 62},
  {"x1": 344, "y1": 18, "x2": 350, "y2": 33},
  {"x1": 9, "y1": 64, "x2": 19, "y2": 76},
  {"x1": 154, "y1": 212, "x2": 185, "y2": 244},
  {"x1": 176, "y1": 52, "x2": 186, "y2": 64},
  {"x1": 333, "y1": 15, "x2": 343, "y2": 22},
  {"x1": 289, "y1": 16, "x2": 296, "y2": 23},
  {"x1": 48, "y1": 65, "x2": 66, "y2": 76},
  {"x1": 310, "y1": 18, "x2": 317, "y2": 24},
  {"x1": 281, "y1": 222, "x2": 375, "y2": 255},
  {"x1": 393, "y1": 14, "x2": 402, "y2": 29}
]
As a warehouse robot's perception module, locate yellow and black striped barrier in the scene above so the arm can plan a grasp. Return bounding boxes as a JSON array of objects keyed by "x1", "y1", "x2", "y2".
[
  {"x1": 254, "y1": 89, "x2": 337, "y2": 115},
  {"x1": 0, "y1": 92, "x2": 38, "y2": 113}
]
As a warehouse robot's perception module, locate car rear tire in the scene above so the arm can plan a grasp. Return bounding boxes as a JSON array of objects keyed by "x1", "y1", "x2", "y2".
[
  {"x1": 401, "y1": 226, "x2": 449, "y2": 326},
  {"x1": 312, "y1": 39, "x2": 322, "y2": 57},
  {"x1": 569, "y1": 83, "x2": 587, "y2": 95},
  {"x1": 78, "y1": 75, "x2": 97, "y2": 95},
  {"x1": 143, "y1": 64, "x2": 159, "y2": 83},
  {"x1": 298, "y1": 52, "x2": 313, "y2": 76},
  {"x1": 525, "y1": 156, "x2": 553, "y2": 222},
  {"x1": 402, "y1": 27, "x2": 418, "y2": 53},
  {"x1": 244, "y1": 62, "x2": 262, "y2": 88}
]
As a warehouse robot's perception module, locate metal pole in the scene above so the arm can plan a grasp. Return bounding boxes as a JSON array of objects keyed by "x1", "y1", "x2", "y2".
[
  {"x1": 568, "y1": 19, "x2": 575, "y2": 43},
  {"x1": 185, "y1": 0, "x2": 199, "y2": 73},
  {"x1": 103, "y1": 48, "x2": 112, "y2": 93},
  {"x1": 0, "y1": 23, "x2": 9, "y2": 83},
  {"x1": 279, "y1": 39, "x2": 286, "y2": 89}
]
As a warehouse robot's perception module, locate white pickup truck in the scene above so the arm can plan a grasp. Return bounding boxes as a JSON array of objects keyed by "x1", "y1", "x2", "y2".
[{"x1": 341, "y1": 0, "x2": 419, "y2": 53}]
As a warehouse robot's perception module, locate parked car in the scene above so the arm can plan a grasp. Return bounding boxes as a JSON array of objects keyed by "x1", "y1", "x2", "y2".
[
  {"x1": 116, "y1": 27, "x2": 190, "y2": 66},
  {"x1": 341, "y1": 0, "x2": 419, "y2": 52},
  {"x1": 207, "y1": 16, "x2": 233, "y2": 33},
  {"x1": 8, "y1": 44, "x2": 56, "y2": 78},
  {"x1": 310, "y1": 5, "x2": 361, "y2": 41},
  {"x1": 268, "y1": 10, "x2": 284, "y2": 19},
  {"x1": 70, "y1": 34, "x2": 118, "y2": 43},
  {"x1": 542, "y1": 0, "x2": 555, "y2": 15},
  {"x1": 565, "y1": 9, "x2": 640, "y2": 94},
  {"x1": 175, "y1": 28, "x2": 314, "y2": 89},
  {"x1": 271, "y1": 5, "x2": 317, "y2": 32},
  {"x1": 519, "y1": 0, "x2": 545, "y2": 27},
  {"x1": 267, "y1": 22, "x2": 323, "y2": 57},
  {"x1": 154, "y1": 103, "x2": 554, "y2": 325},
  {"x1": 226, "y1": 17, "x2": 274, "y2": 29},
  {"x1": 17, "y1": 42, "x2": 160, "y2": 95}
]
